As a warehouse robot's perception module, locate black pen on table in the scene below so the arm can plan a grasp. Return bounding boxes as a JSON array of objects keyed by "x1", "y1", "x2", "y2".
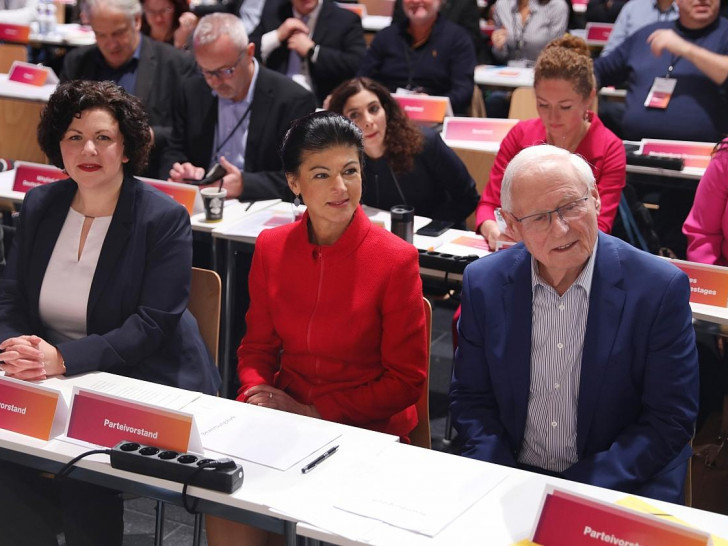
[
  {"x1": 244, "y1": 200, "x2": 256, "y2": 211},
  {"x1": 301, "y1": 445, "x2": 339, "y2": 474}
]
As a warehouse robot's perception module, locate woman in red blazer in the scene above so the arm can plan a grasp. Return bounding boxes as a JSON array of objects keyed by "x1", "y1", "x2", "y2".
[
  {"x1": 477, "y1": 35, "x2": 626, "y2": 250},
  {"x1": 207, "y1": 111, "x2": 428, "y2": 546}
]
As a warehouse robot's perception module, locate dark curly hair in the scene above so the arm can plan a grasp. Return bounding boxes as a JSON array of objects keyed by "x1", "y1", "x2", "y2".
[
  {"x1": 281, "y1": 111, "x2": 364, "y2": 176},
  {"x1": 328, "y1": 77, "x2": 424, "y2": 175},
  {"x1": 534, "y1": 35, "x2": 595, "y2": 99},
  {"x1": 37, "y1": 80, "x2": 152, "y2": 175}
]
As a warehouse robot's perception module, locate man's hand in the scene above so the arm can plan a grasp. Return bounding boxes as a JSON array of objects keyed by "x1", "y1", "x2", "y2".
[
  {"x1": 169, "y1": 162, "x2": 205, "y2": 183},
  {"x1": 198, "y1": 156, "x2": 243, "y2": 199},
  {"x1": 288, "y1": 32, "x2": 314, "y2": 57},
  {"x1": 647, "y1": 29, "x2": 691, "y2": 58},
  {"x1": 277, "y1": 17, "x2": 309, "y2": 42}
]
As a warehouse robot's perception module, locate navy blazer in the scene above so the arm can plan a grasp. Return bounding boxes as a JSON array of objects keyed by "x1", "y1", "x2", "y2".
[
  {"x1": 249, "y1": 0, "x2": 366, "y2": 105},
  {"x1": 0, "y1": 176, "x2": 221, "y2": 395},
  {"x1": 159, "y1": 64, "x2": 317, "y2": 201},
  {"x1": 450, "y1": 233, "x2": 698, "y2": 503}
]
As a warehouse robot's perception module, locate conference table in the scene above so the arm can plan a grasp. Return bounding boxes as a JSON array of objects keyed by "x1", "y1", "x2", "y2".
[{"x1": 1, "y1": 371, "x2": 727, "y2": 546}]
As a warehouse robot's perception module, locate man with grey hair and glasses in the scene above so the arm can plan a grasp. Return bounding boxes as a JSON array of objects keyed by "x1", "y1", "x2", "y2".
[
  {"x1": 161, "y1": 13, "x2": 316, "y2": 201},
  {"x1": 61, "y1": 0, "x2": 195, "y2": 176},
  {"x1": 450, "y1": 144, "x2": 698, "y2": 503}
]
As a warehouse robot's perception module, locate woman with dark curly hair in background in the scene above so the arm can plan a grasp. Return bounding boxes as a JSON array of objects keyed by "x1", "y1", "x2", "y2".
[
  {"x1": 0, "y1": 80, "x2": 219, "y2": 546},
  {"x1": 329, "y1": 77, "x2": 479, "y2": 227}
]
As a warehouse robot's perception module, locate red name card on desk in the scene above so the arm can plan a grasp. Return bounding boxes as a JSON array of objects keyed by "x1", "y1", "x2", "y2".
[
  {"x1": 66, "y1": 389, "x2": 199, "y2": 452},
  {"x1": 585, "y1": 23, "x2": 614, "y2": 45},
  {"x1": 640, "y1": 139, "x2": 714, "y2": 170},
  {"x1": 0, "y1": 23, "x2": 30, "y2": 43},
  {"x1": 8, "y1": 60, "x2": 59, "y2": 87},
  {"x1": 670, "y1": 259, "x2": 728, "y2": 307},
  {"x1": 442, "y1": 117, "x2": 518, "y2": 144},
  {"x1": 532, "y1": 487, "x2": 710, "y2": 546},
  {"x1": 393, "y1": 94, "x2": 452, "y2": 124},
  {"x1": 13, "y1": 162, "x2": 66, "y2": 193},
  {"x1": 0, "y1": 375, "x2": 68, "y2": 441}
]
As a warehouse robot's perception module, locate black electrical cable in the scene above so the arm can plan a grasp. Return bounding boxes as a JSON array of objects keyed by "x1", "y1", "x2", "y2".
[
  {"x1": 56, "y1": 449, "x2": 112, "y2": 478},
  {"x1": 182, "y1": 458, "x2": 240, "y2": 514}
]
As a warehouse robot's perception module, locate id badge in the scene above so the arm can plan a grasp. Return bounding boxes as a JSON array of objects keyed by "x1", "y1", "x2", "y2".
[{"x1": 644, "y1": 77, "x2": 676, "y2": 109}]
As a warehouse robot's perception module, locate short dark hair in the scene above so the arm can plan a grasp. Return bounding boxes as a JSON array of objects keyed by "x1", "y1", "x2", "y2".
[
  {"x1": 37, "y1": 80, "x2": 152, "y2": 175},
  {"x1": 280, "y1": 111, "x2": 364, "y2": 175},
  {"x1": 328, "y1": 77, "x2": 424, "y2": 174}
]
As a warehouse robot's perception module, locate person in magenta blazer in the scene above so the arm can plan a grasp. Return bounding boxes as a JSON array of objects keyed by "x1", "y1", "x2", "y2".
[
  {"x1": 451, "y1": 145, "x2": 698, "y2": 504},
  {"x1": 684, "y1": 140, "x2": 728, "y2": 265}
]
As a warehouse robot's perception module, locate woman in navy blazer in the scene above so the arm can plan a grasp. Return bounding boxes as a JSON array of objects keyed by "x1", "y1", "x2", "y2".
[
  {"x1": 0, "y1": 81, "x2": 219, "y2": 394},
  {"x1": 0, "y1": 81, "x2": 219, "y2": 546}
]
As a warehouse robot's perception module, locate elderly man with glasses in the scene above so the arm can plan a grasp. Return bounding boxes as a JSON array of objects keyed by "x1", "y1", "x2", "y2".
[
  {"x1": 450, "y1": 144, "x2": 698, "y2": 504},
  {"x1": 161, "y1": 12, "x2": 316, "y2": 201}
]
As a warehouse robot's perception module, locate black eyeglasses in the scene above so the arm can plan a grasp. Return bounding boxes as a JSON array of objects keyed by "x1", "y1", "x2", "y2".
[
  {"x1": 197, "y1": 51, "x2": 245, "y2": 81},
  {"x1": 510, "y1": 194, "x2": 591, "y2": 232}
]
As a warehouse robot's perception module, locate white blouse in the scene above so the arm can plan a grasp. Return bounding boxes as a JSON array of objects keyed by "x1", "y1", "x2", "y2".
[{"x1": 38, "y1": 208, "x2": 112, "y2": 344}]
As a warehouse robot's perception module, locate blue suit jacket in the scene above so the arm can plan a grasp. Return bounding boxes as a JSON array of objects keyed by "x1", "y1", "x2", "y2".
[
  {"x1": 0, "y1": 176, "x2": 221, "y2": 395},
  {"x1": 450, "y1": 233, "x2": 698, "y2": 503}
]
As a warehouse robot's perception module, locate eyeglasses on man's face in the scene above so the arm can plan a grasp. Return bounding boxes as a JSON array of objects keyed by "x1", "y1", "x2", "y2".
[
  {"x1": 509, "y1": 194, "x2": 591, "y2": 232},
  {"x1": 197, "y1": 51, "x2": 245, "y2": 81}
]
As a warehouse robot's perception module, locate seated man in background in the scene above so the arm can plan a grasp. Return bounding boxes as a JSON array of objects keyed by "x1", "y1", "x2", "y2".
[
  {"x1": 450, "y1": 144, "x2": 698, "y2": 504},
  {"x1": 61, "y1": 0, "x2": 195, "y2": 177},
  {"x1": 161, "y1": 13, "x2": 317, "y2": 201},
  {"x1": 358, "y1": 0, "x2": 476, "y2": 115},
  {"x1": 600, "y1": 0, "x2": 678, "y2": 56},
  {"x1": 594, "y1": 0, "x2": 728, "y2": 143},
  {"x1": 249, "y1": 0, "x2": 366, "y2": 106}
]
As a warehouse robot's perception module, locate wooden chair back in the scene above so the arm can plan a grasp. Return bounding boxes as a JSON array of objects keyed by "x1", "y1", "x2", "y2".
[
  {"x1": 188, "y1": 267, "x2": 222, "y2": 366},
  {"x1": 410, "y1": 298, "x2": 432, "y2": 449}
]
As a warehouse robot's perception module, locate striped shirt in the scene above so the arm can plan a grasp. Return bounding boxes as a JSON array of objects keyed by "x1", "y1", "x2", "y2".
[
  {"x1": 518, "y1": 239, "x2": 597, "y2": 472},
  {"x1": 492, "y1": 0, "x2": 569, "y2": 65}
]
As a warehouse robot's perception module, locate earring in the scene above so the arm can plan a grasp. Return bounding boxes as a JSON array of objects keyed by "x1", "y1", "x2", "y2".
[{"x1": 294, "y1": 194, "x2": 301, "y2": 207}]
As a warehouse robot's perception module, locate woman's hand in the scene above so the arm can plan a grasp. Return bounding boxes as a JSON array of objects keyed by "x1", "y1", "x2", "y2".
[
  {"x1": 244, "y1": 384, "x2": 321, "y2": 418},
  {"x1": 479, "y1": 219, "x2": 516, "y2": 250},
  {"x1": 0, "y1": 335, "x2": 66, "y2": 381},
  {"x1": 491, "y1": 28, "x2": 508, "y2": 50}
]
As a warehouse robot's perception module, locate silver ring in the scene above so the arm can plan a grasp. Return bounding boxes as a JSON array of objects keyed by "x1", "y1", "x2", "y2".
[{"x1": 269, "y1": 392, "x2": 272, "y2": 399}]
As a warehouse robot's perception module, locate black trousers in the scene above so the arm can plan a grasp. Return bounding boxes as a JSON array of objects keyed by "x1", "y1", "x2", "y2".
[{"x1": 0, "y1": 461, "x2": 123, "y2": 546}]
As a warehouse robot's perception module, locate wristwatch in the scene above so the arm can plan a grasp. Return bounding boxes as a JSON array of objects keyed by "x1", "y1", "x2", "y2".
[{"x1": 307, "y1": 44, "x2": 319, "y2": 62}]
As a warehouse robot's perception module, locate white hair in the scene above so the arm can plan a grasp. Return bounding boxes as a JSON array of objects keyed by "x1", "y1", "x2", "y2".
[
  {"x1": 82, "y1": 0, "x2": 141, "y2": 20},
  {"x1": 501, "y1": 144, "x2": 595, "y2": 211},
  {"x1": 194, "y1": 13, "x2": 249, "y2": 50}
]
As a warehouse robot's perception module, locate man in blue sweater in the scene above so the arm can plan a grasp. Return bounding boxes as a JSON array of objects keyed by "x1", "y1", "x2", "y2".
[{"x1": 594, "y1": 0, "x2": 728, "y2": 143}]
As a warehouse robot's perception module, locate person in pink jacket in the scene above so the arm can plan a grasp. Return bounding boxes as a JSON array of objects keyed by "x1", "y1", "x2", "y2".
[
  {"x1": 684, "y1": 141, "x2": 728, "y2": 265},
  {"x1": 477, "y1": 35, "x2": 626, "y2": 249}
]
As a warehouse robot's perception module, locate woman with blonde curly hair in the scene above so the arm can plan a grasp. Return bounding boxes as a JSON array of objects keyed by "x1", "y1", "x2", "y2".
[
  {"x1": 476, "y1": 35, "x2": 626, "y2": 249},
  {"x1": 329, "y1": 77, "x2": 479, "y2": 227}
]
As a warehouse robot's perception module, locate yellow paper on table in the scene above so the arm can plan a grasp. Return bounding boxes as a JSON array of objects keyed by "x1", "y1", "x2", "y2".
[{"x1": 616, "y1": 496, "x2": 728, "y2": 546}]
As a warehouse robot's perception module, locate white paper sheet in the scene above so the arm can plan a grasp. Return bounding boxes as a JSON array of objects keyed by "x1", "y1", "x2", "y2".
[
  {"x1": 189, "y1": 396, "x2": 341, "y2": 471},
  {"x1": 332, "y1": 443, "x2": 508, "y2": 537}
]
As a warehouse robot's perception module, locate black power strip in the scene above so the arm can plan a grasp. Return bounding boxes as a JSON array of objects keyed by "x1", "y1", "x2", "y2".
[{"x1": 110, "y1": 441, "x2": 244, "y2": 494}]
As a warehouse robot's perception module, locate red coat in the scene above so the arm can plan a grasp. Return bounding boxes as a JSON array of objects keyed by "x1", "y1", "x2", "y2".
[
  {"x1": 475, "y1": 112, "x2": 626, "y2": 234},
  {"x1": 237, "y1": 206, "x2": 427, "y2": 439}
]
